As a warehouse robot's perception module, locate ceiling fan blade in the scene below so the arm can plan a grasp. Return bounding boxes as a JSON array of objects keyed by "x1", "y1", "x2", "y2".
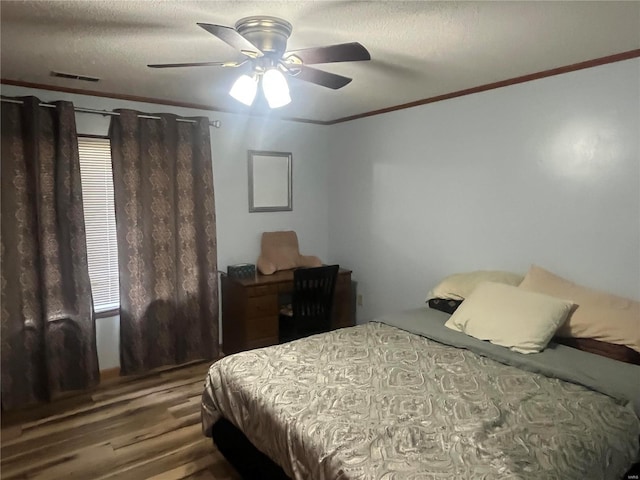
[
  {"x1": 197, "y1": 23, "x2": 263, "y2": 57},
  {"x1": 148, "y1": 61, "x2": 241, "y2": 69},
  {"x1": 289, "y1": 65, "x2": 352, "y2": 90},
  {"x1": 285, "y1": 42, "x2": 370, "y2": 65}
]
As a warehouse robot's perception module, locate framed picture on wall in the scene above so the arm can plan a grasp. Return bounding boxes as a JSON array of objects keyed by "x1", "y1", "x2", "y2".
[{"x1": 248, "y1": 150, "x2": 292, "y2": 212}]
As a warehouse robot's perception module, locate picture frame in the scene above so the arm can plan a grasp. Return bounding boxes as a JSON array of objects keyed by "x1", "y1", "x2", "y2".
[{"x1": 248, "y1": 150, "x2": 292, "y2": 212}]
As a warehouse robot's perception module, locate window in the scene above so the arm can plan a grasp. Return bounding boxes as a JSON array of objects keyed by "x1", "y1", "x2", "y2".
[{"x1": 78, "y1": 136, "x2": 119, "y2": 316}]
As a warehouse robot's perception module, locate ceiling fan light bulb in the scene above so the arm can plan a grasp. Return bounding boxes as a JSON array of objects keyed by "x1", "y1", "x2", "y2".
[
  {"x1": 262, "y1": 69, "x2": 291, "y2": 108},
  {"x1": 229, "y1": 74, "x2": 257, "y2": 106}
]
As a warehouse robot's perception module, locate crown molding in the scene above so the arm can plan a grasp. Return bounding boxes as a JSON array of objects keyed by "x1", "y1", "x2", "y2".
[{"x1": 2, "y1": 49, "x2": 638, "y2": 126}]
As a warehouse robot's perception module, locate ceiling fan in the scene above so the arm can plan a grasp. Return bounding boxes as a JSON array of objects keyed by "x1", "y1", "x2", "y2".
[{"x1": 148, "y1": 16, "x2": 371, "y2": 108}]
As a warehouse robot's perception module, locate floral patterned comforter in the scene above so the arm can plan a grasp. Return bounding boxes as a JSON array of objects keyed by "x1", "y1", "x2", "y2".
[{"x1": 202, "y1": 322, "x2": 639, "y2": 479}]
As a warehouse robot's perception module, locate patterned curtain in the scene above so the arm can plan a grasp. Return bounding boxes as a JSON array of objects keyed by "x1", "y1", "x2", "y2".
[
  {"x1": 109, "y1": 110, "x2": 218, "y2": 375},
  {"x1": 1, "y1": 97, "x2": 99, "y2": 410}
]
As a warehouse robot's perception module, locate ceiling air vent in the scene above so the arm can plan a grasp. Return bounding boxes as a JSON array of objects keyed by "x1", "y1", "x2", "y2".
[{"x1": 50, "y1": 71, "x2": 100, "y2": 82}]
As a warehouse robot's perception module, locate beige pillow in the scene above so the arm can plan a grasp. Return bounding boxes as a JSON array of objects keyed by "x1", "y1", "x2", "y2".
[
  {"x1": 427, "y1": 270, "x2": 524, "y2": 301},
  {"x1": 445, "y1": 282, "x2": 574, "y2": 354},
  {"x1": 518, "y1": 265, "x2": 640, "y2": 353},
  {"x1": 256, "y1": 231, "x2": 322, "y2": 275}
]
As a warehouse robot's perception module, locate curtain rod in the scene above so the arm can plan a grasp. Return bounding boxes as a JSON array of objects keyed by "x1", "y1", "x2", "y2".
[{"x1": 0, "y1": 97, "x2": 221, "y2": 128}]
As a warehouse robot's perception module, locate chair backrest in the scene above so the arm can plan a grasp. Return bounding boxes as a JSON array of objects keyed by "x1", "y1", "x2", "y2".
[{"x1": 291, "y1": 265, "x2": 340, "y2": 336}]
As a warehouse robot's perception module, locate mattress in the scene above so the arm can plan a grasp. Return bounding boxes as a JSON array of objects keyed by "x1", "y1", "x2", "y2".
[{"x1": 201, "y1": 308, "x2": 640, "y2": 479}]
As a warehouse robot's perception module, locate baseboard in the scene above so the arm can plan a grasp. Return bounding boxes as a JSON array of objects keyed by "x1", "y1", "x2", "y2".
[
  {"x1": 98, "y1": 352, "x2": 223, "y2": 383},
  {"x1": 99, "y1": 367, "x2": 121, "y2": 382}
]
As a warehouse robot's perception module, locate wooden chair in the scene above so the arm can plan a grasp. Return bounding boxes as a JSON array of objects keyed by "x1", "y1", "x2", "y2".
[{"x1": 279, "y1": 265, "x2": 340, "y2": 343}]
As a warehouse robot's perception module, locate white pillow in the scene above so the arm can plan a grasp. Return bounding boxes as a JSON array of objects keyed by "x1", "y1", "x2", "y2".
[
  {"x1": 444, "y1": 282, "x2": 574, "y2": 354},
  {"x1": 427, "y1": 270, "x2": 524, "y2": 301}
]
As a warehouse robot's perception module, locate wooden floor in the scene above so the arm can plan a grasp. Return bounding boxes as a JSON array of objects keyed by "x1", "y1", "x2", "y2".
[{"x1": 0, "y1": 362, "x2": 241, "y2": 480}]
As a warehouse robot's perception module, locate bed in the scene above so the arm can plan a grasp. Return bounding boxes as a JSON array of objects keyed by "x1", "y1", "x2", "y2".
[{"x1": 201, "y1": 307, "x2": 640, "y2": 479}]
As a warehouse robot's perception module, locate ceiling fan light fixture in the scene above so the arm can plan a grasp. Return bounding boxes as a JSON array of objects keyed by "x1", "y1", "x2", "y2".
[
  {"x1": 229, "y1": 74, "x2": 258, "y2": 106},
  {"x1": 262, "y1": 68, "x2": 291, "y2": 108},
  {"x1": 151, "y1": 18, "x2": 371, "y2": 110}
]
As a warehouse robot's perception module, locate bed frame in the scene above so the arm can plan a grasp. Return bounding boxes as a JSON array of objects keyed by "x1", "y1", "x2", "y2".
[{"x1": 211, "y1": 417, "x2": 289, "y2": 480}]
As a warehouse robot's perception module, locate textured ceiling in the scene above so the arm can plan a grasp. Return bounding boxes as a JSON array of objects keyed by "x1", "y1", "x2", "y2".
[{"x1": 1, "y1": 1, "x2": 639, "y2": 123}]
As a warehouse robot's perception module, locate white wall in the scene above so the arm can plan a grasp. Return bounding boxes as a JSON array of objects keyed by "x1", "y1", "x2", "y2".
[
  {"x1": 1, "y1": 84, "x2": 331, "y2": 369},
  {"x1": 4, "y1": 58, "x2": 638, "y2": 365},
  {"x1": 327, "y1": 58, "x2": 640, "y2": 322}
]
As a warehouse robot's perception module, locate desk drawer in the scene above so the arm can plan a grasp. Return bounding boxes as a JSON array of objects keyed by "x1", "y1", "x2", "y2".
[
  {"x1": 332, "y1": 313, "x2": 354, "y2": 329},
  {"x1": 246, "y1": 295, "x2": 278, "y2": 318},
  {"x1": 247, "y1": 284, "x2": 278, "y2": 297},
  {"x1": 246, "y1": 315, "x2": 278, "y2": 340},
  {"x1": 245, "y1": 336, "x2": 279, "y2": 351},
  {"x1": 336, "y1": 275, "x2": 351, "y2": 291}
]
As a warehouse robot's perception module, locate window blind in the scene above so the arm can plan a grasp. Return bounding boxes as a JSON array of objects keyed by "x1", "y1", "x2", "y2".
[{"x1": 78, "y1": 136, "x2": 120, "y2": 315}]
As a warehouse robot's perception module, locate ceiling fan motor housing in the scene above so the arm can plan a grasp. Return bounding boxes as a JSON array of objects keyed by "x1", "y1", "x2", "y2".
[
  {"x1": 148, "y1": 17, "x2": 369, "y2": 92},
  {"x1": 235, "y1": 16, "x2": 293, "y2": 58}
]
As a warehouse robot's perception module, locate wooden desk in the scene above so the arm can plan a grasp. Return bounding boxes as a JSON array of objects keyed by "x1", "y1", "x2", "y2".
[{"x1": 221, "y1": 268, "x2": 353, "y2": 354}]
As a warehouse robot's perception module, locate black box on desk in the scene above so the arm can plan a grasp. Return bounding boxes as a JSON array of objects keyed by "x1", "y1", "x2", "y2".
[{"x1": 227, "y1": 263, "x2": 256, "y2": 279}]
